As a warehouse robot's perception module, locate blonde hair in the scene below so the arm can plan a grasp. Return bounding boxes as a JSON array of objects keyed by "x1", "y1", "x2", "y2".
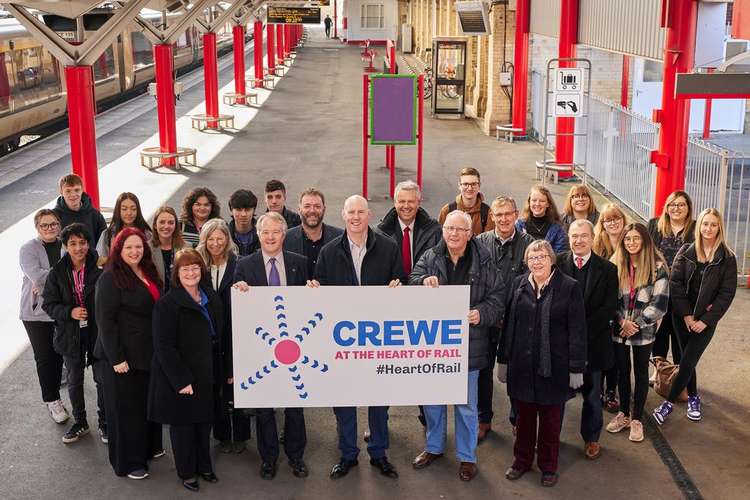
[
  {"x1": 563, "y1": 184, "x2": 597, "y2": 217},
  {"x1": 694, "y1": 208, "x2": 734, "y2": 263},
  {"x1": 657, "y1": 190, "x2": 694, "y2": 238},
  {"x1": 593, "y1": 203, "x2": 628, "y2": 259},
  {"x1": 611, "y1": 222, "x2": 666, "y2": 289},
  {"x1": 196, "y1": 218, "x2": 238, "y2": 265}
]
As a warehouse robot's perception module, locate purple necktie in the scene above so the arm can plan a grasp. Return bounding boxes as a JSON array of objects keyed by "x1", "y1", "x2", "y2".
[{"x1": 268, "y1": 257, "x2": 281, "y2": 286}]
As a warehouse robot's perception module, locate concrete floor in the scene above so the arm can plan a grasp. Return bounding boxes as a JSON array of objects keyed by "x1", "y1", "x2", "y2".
[{"x1": 0, "y1": 27, "x2": 748, "y2": 499}]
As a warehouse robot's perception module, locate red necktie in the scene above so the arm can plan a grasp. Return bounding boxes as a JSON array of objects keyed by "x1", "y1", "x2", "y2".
[
  {"x1": 576, "y1": 256, "x2": 584, "y2": 269},
  {"x1": 402, "y1": 227, "x2": 412, "y2": 275}
]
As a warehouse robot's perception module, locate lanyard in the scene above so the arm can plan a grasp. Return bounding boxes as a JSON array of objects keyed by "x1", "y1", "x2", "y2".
[
  {"x1": 627, "y1": 263, "x2": 636, "y2": 314},
  {"x1": 72, "y1": 265, "x2": 85, "y2": 307}
]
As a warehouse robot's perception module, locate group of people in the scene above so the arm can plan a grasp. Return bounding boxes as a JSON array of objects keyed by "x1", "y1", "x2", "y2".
[{"x1": 18, "y1": 168, "x2": 738, "y2": 490}]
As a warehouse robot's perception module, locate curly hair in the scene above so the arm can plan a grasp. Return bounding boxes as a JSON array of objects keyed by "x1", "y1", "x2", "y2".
[
  {"x1": 106, "y1": 227, "x2": 163, "y2": 291},
  {"x1": 180, "y1": 187, "x2": 221, "y2": 224}
]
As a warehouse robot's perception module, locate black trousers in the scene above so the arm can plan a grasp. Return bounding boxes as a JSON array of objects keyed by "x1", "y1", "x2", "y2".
[
  {"x1": 652, "y1": 304, "x2": 682, "y2": 363},
  {"x1": 22, "y1": 321, "x2": 63, "y2": 403},
  {"x1": 668, "y1": 319, "x2": 715, "y2": 401},
  {"x1": 603, "y1": 363, "x2": 618, "y2": 394},
  {"x1": 614, "y1": 342, "x2": 652, "y2": 421},
  {"x1": 63, "y1": 351, "x2": 105, "y2": 427},
  {"x1": 170, "y1": 422, "x2": 213, "y2": 480},
  {"x1": 100, "y1": 363, "x2": 162, "y2": 476},
  {"x1": 256, "y1": 408, "x2": 306, "y2": 463},
  {"x1": 213, "y1": 382, "x2": 251, "y2": 442},
  {"x1": 478, "y1": 337, "x2": 499, "y2": 424}
]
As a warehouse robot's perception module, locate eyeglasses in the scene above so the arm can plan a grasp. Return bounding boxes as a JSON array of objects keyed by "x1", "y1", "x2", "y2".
[
  {"x1": 443, "y1": 226, "x2": 471, "y2": 234},
  {"x1": 38, "y1": 222, "x2": 60, "y2": 230},
  {"x1": 460, "y1": 182, "x2": 480, "y2": 188},
  {"x1": 602, "y1": 217, "x2": 623, "y2": 225},
  {"x1": 527, "y1": 254, "x2": 550, "y2": 263},
  {"x1": 493, "y1": 211, "x2": 517, "y2": 219},
  {"x1": 179, "y1": 265, "x2": 202, "y2": 274},
  {"x1": 667, "y1": 202, "x2": 687, "y2": 209}
]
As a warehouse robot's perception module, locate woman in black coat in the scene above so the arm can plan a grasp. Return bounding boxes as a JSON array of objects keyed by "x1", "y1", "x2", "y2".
[
  {"x1": 94, "y1": 227, "x2": 164, "y2": 479},
  {"x1": 652, "y1": 208, "x2": 737, "y2": 425},
  {"x1": 149, "y1": 248, "x2": 223, "y2": 492},
  {"x1": 498, "y1": 240, "x2": 586, "y2": 488}
]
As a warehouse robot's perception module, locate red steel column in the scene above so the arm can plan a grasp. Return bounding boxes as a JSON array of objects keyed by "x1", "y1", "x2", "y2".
[
  {"x1": 702, "y1": 68, "x2": 714, "y2": 139},
  {"x1": 652, "y1": 0, "x2": 698, "y2": 215},
  {"x1": 276, "y1": 24, "x2": 284, "y2": 62},
  {"x1": 511, "y1": 0, "x2": 530, "y2": 135},
  {"x1": 334, "y1": 0, "x2": 338, "y2": 39},
  {"x1": 64, "y1": 66, "x2": 100, "y2": 208},
  {"x1": 554, "y1": 0, "x2": 578, "y2": 179},
  {"x1": 203, "y1": 32, "x2": 219, "y2": 128},
  {"x1": 254, "y1": 21, "x2": 264, "y2": 87},
  {"x1": 267, "y1": 22, "x2": 276, "y2": 72},
  {"x1": 620, "y1": 55, "x2": 630, "y2": 108},
  {"x1": 153, "y1": 44, "x2": 177, "y2": 166},
  {"x1": 363, "y1": 73, "x2": 369, "y2": 198},
  {"x1": 284, "y1": 24, "x2": 291, "y2": 57},
  {"x1": 233, "y1": 25, "x2": 247, "y2": 104},
  {"x1": 417, "y1": 74, "x2": 424, "y2": 190}
]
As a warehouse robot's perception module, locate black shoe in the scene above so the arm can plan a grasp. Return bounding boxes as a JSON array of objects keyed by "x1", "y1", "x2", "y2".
[
  {"x1": 370, "y1": 456, "x2": 398, "y2": 478},
  {"x1": 62, "y1": 421, "x2": 90, "y2": 444},
  {"x1": 182, "y1": 479, "x2": 199, "y2": 492},
  {"x1": 233, "y1": 441, "x2": 247, "y2": 454},
  {"x1": 260, "y1": 461, "x2": 277, "y2": 480},
  {"x1": 541, "y1": 472, "x2": 559, "y2": 487},
  {"x1": 218, "y1": 440, "x2": 233, "y2": 453},
  {"x1": 98, "y1": 426, "x2": 108, "y2": 444},
  {"x1": 200, "y1": 472, "x2": 219, "y2": 483},
  {"x1": 330, "y1": 458, "x2": 358, "y2": 479},
  {"x1": 289, "y1": 458, "x2": 309, "y2": 478}
]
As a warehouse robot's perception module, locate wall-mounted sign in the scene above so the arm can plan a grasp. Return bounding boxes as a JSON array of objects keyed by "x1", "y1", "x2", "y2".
[
  {"x1": 268, "y1": 7, "x2": 321, "y2": 24},
  {"x1": 370, "y1": 75, "x2": 418, "y2": 145}
]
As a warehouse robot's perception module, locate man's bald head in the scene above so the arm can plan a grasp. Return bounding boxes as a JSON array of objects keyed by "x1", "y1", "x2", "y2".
[
  {"x1": 343, "y1": 195, "x2": 368, "y2": 212},
  {"x1": 342, "y1": 195, "x2": 370, "y2": 237}
]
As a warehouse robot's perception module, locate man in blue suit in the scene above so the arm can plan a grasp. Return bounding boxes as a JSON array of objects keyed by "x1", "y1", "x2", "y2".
[{"x1": 234, "y1": 212, "x2": 309, "y2": 480}]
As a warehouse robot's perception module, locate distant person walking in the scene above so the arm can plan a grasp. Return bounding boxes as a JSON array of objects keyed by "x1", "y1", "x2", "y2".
[{"x1": 324, "y1": 15, "x2": 333, "y2": 38}]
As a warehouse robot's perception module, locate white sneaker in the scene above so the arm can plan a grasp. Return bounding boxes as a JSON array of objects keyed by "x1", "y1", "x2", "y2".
[
  {"x1": 606, "y1": 412, "x2": 631, "y2": 433},
  {"x1": 47, "y1": 400, "x2": 70, "y2": 424},
  {"x1": 629, "y1": 420, "x2": 644, "y2": 442}
]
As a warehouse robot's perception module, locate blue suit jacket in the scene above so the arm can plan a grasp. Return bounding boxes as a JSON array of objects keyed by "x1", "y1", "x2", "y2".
[{"x1": 234, "y1": 250, "x2": 309, "y2": 286}]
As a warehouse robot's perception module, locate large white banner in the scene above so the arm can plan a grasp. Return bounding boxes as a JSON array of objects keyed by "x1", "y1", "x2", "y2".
[{"x1": 232, "y1": 286, "x2": 470, "y2": 408}]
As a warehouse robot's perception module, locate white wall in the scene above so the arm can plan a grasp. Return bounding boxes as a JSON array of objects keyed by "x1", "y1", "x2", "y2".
[{"x1": 344, "y1": 0, "x2": 399, "y2": 42}]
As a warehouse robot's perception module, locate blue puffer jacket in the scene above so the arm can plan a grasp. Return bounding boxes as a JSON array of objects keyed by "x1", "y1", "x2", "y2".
[{"x1": 515, "y1": 219, "x2": 569, "y2": 253}]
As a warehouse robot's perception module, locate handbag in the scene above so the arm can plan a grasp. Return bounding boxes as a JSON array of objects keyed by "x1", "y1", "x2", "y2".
[{"x1": 650, "y1": 356, "x2": 688, "y2": 403}]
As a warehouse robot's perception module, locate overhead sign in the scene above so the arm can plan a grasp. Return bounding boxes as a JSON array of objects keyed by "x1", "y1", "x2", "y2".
[
  {"x1": 370, "y1": 74, "x2": 418, "y2": 145},
  {"x1": 232, "y1": 286, "x2": 470, "y2": 408},
  {"x1": 553, "y1": 68, "x2": 583, "y2": 117},
  {"x1": 267, "y1": 7, "x2": 321, "y2": 24}
]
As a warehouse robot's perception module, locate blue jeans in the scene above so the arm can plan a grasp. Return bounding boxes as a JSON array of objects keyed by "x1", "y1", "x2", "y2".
[
  {"x1": 561, "y1": 370, "x2": 603, "y2": 442},
  {"x1": 424, "y1": 370, "x2": 480, "y2": 463},
  {"x1": 333, "y1": 406, "x2": 389, "y2": 461}
]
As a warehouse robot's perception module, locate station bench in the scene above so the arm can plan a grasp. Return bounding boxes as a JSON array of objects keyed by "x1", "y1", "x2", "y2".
[
  {"x1": 223, "y1": 92, "x2": 258, "y2": 106},
  {"x1": 535, "y1": 160, "x2": 576, "y2": 184},
  {"x1": 190, "y1": 114, "x2": 235, "y2": 131},
  {"x1": 139, "y1": 146, "x2": 196, "y2": 170},
  {"x1": 496, "y1": 124, "x2": 524, "y2": 143}
]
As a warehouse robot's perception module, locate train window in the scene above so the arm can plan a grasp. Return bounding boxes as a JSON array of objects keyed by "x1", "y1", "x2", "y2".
[
  {"x1": 93, "y1": 46, "x2": 116, "y2": 81},
  {"x1": 174, "y1": 32, "x2": 191, "y2": 57},
  {"x1": 131, "y1": 32, "x2": 154, "y2": 68},
  {"x1": 0, "y1": 51, "x2": 11, "y2": 114}
]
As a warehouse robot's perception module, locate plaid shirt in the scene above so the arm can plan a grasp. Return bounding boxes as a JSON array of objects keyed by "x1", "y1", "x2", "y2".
[{"x1": 613, "y1": 263, "x2": 670, "y2": 346}]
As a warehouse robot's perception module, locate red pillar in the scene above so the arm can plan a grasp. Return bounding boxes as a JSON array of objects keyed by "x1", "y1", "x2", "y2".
[
  {"x1": 276, "y1": 24, "x2": 284, "y2": 62},
  {"x1": 254, "y1": 21, "x2": 264, "y2": 87},
  {"x1": 203, "y1": 32, "x2": 219, "y2": 128},
  {"x1": 511, "y1": 0, "x2": 530, "y2": 135},
  {"x1": 554, "y1": 0, "x2": 578, "y2": 179},
  {"x1": 232, "y1": 25, "x2": 246, "y2": 104},
  {"x1": 267, "y1": 22, "x2": 276, "y2": 72},
  {"x1": 620, "y1": 55, "x2": 630, "y2": 108},
  {"x1": 334, "y1": 0, "x2": 338, "y2": 39},
  {"x1": 64, "y1": 66, "x2": 100, "y2": 208},
  {"x1": 652, "y1": 0, "x2": 698, "y2": 215},
  {"x1": 702, "y1": 68, "x2": 714, "y2": 139},
  {"x1": 284, "y1": 24, "x2": 291, "y2": 57},
  {"x1": 153, "y1": 44, "x2": 177, "y2": 167}
]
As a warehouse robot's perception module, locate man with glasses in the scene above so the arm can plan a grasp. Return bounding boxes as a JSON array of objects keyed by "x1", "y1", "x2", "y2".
[
  {"x1": 475, "y1": 196, "x2": 534, "y2": 441},
  {"x1": 438, "y1": 167, "x2": 494, "y2": 235},
  {"x1": 555, "y1": 219, "x2": 618, "y2": 460},
  {"x1": 409, "y1": 210, "x2": 504, "y2": 481}
]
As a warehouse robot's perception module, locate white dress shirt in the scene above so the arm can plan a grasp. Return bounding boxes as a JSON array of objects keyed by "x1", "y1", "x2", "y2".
[
  {"x1": 262, "y1": 251, "x2": 287, "y2": 286},
  {"x1": 209, "y1": 261, "x2": 227, "y2": 291},
  {"x1": 348, "y1": 234, "x2": 368, "y2": 285},
  {"x1": 398, "y1": 218, "x2": 415, "y2": 266},
  {"x1": 573, "y1": 251, "x2": 592, "y2": 268}
]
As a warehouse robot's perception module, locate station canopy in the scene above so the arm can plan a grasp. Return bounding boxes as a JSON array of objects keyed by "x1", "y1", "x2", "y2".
[{"x1": 4, "y1": 0, "x2": 223, "y2": 19}]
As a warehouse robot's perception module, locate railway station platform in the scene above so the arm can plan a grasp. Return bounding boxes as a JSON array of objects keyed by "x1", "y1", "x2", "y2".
[{"x1": 0, "y1": 27, "x2": 748, "y2": 500}]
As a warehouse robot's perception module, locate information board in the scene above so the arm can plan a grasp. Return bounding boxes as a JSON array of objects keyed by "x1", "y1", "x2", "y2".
[
  {"x1": 370, "y1": 74, "x2": 418, "y2": 145},
  {"x1": 267, "y1": 7, "x2": 321, "y2": 24}
]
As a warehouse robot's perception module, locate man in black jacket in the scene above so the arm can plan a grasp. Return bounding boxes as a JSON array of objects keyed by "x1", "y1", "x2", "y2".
[
  {"x1": 474, "y1": 196, "x2": 534, "y2": 440},
  {"x1": 265, "y1": 179, "x2": 301, "y2": 229},
  {"x1": 556, "y1": 219, "x2": 618, "y2": 460},
  {"x1": 377, "y1": 180, "x2": 441, "y2": 281},
  {"x1": 53, "y1": 174, "x2": 106, "y2": 246},
  {"x1": 311, "y1": 195, "x2": 404, "y2": 480},
  {"x1": 42, "y1": 223, "x2": 106, "y2": 445},
  {"x1": 233, "y1": 212, "x2": 310, "y2": 480},
  {"x1": 283, "y1": 188, "x2": 343, "y2": 277}
]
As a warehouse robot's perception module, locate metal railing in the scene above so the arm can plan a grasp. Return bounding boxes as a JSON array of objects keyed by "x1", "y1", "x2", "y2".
[{"x1": 579, "y1": 95, "x2": 750, "y2": 278}]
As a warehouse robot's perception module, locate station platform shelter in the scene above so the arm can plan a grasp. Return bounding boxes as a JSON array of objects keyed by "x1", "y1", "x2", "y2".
[{"x1": 0, "y1": 2, "x2": 748, "y2": 499}]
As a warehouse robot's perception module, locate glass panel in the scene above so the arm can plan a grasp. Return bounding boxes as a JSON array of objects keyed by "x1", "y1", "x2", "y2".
[
  {"x1": 0, "y1": 51, "x2": 12, "y2": 115},
  {"x1": 131, "y1": 32, "x2": 154, "y2": 68},
  {"x1": 436, "y1": 42, "x2": 465, "y2": 81},
  {"x1": 93, "y1": 46, "x2": 115, "y2": 81},
  {"x1": 361, "y1": 4, "x2": 384, "y2": 28},
  {"x1": 643, "y1": 60, "x2": 663, "y2": 82},
  {"x1": 434, "y1": 84, "x2": 464, "y2": 112}
]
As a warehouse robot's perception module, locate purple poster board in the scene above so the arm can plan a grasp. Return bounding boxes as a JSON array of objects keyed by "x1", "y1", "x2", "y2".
[{"x1": 370, "y1": 75, "x2": 417, "y2": 145}]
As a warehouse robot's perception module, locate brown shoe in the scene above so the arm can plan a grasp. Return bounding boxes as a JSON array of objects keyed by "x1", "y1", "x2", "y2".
[
  {"x1": 505, "y1": 466, "x2": 528, "y2": 480},
  {"x1": 459, "y1": 462, "x2": 478, "y2": 481},
  {"x1": 412, "y1": 451, "x2": 443, "y2": 470},
  {"x1": 477, "y1": 423, "x2": 491, "y2": 443},
  {"x1": 585, "y1": 441, "x2": 601, "y2": 460}
]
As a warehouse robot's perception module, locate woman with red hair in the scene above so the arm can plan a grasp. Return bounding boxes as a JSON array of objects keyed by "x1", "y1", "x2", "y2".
[{"x1": 95, "y1": 227, "x2": 164, "y2": 480}]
